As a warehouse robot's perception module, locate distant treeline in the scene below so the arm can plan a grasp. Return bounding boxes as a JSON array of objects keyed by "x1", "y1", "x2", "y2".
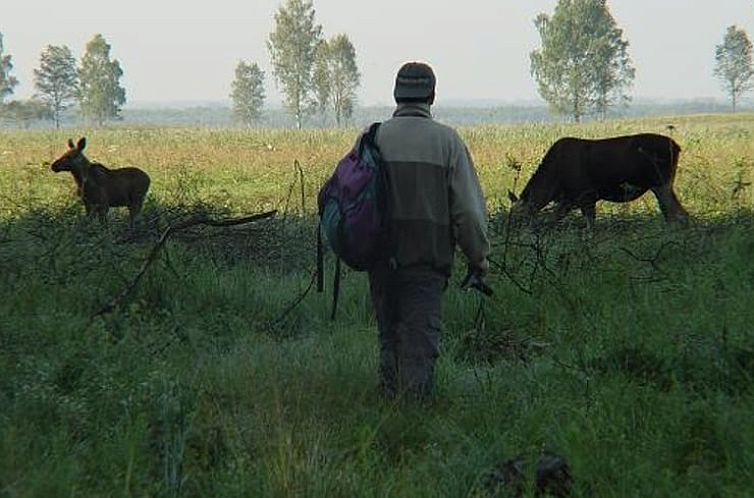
[{"x1": 2, "y1": 99, "x2": 752, "y2": 129}]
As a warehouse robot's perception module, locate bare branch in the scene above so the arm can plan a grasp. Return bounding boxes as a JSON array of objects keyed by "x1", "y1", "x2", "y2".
[{"x1": 89, "y1": 210, "x2": 277, "y2": 324}]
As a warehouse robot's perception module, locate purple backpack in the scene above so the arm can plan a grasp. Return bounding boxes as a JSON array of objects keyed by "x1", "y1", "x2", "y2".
[
  {"x1": 317, "y1": 122, "x2": 386, "y2": 271},
  {"x1": 317, "y1": 123, "x2": 386, "y2": 318}
]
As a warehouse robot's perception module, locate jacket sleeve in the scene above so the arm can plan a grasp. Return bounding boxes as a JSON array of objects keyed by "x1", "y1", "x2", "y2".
[{"x1": 449, "y1": 141, "x2": 490, "y2": 271}]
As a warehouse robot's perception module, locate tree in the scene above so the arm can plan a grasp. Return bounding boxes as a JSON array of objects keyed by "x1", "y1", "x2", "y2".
[
  {"x1": 0, "y1": 32, "x2": 19, "y2": 104},
  {"x1": 77, "y1": 34, "x2": 126, "y2": 125},
  {"x1": 591, "y1": 19, "x2": 635, "y2": 118},
  {"x1": 312, "y1": 41, "x2": 331, "y2": 121},
  {"x1": 0, "y1": 99, "x2": 50, "y2": 128},
  {"x1": 328, "y1": 35, "x2": 360, "y2": 126},
  {"x1": 33, "y1": 45, "x2": 78, "y2": 129},
  {"x1": 230, "y1": 60, "x2": 266, "y2": 126},
  {"x1": 714, "y1": 25, "x2": 754, "y2": 112},
  {"x1": 313, "y1": 34, "x2": 360, "y2": 126},
  {"x1": 530, "y1": 0, "x2": 634, "y2": 122},
  {"x1": 267, "y1": 0, "x2": 323, "y2": 129}
]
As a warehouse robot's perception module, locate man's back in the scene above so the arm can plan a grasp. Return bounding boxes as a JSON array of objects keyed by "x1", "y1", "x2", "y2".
[{"x1": 377, "y1": 102, "x2": 488, "y2": 274}]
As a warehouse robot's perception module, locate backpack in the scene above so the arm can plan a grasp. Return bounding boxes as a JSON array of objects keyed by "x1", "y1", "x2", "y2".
[{"x1": 317, "y1": 122, "x2": 388, "y2": 317}]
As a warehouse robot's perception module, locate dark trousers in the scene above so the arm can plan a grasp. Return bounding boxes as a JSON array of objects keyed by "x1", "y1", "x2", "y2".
[{"x1": 368, "y1": 262, "x2": 447, "y2": 400}]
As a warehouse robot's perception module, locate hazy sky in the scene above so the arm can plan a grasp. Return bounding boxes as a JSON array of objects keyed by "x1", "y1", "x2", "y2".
[{"x1": 3, "y1": 1, "x2": 753, "y2": 106}]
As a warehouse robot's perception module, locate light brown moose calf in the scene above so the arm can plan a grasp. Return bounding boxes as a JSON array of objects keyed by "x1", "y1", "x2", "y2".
[{"x1": 51, "y1": 137, "x2": 151, "y2": 228}]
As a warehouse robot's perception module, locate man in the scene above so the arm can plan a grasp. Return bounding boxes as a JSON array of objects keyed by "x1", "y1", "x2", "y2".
[{"x1": 369, "y1": 61, "x2": 490, "y2": 401}]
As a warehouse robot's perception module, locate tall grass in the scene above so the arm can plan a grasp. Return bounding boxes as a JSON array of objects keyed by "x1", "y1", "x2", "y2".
[{"x1": 1, "y1": 115, "x2": 753, "y2": 497}]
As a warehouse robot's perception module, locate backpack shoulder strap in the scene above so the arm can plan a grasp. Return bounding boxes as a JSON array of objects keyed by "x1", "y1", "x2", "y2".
[
  {"x1": 316, "y1": 222, "x2": 342, "y2": 321},
  {"x1": 317, "y1": 221, "x2": 324, "y2": 293},
  {"x1": 358, "y1": 121, "x2": 382, "y2": 156},
  {"x1": 330, "y1": 257, "x2": 341, "y2": 321},
  {"x1": 367, "y1": 121, "x2": 381, "y2": 140}
]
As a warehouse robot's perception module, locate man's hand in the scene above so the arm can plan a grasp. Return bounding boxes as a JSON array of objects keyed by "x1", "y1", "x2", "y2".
[
  {"x1": 460, "y1": 264, "x2": 493, "y2": 296},
  {"x1": 472, "y1": 258, "x2": 490, "y2": 278}
]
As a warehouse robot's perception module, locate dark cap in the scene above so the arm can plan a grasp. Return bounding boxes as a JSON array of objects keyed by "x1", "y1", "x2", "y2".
[{"x1": 393, "y1": 62, "x2": 436, "y2": 101}]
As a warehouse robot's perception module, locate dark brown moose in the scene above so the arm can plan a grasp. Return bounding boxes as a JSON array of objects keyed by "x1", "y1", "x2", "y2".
[
  {"x1": 509, "y1": 133, "x2": 689, "y2": 228},
  {"x1": 51, "y1": 137, "x2": 150, "y2": 228}
]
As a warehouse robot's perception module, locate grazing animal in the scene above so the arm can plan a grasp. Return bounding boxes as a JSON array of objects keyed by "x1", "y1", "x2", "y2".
[
  {"x1": 509, "y1": 133, "x2": 689, "y2": 228},
  {"x1": 51, "y1": 137, "x2": 150, "y2": 228}
]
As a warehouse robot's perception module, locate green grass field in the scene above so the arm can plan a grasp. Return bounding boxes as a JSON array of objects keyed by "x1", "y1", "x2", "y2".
[{"x1": 1, "y1": 115, "x2": 753, "y2": 497}]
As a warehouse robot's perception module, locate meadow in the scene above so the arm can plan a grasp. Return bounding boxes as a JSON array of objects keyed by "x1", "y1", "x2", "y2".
[{"x1": 1, "y1": 114, "x2": 754, "y2": 497}]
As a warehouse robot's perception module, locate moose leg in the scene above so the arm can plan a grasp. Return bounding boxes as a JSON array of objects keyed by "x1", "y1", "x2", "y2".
[
  {"x1": 579, "y1": 203, "x2": 596, "y2": 230},
  {"x1": 651, "y1": 184, "x2": 689, "y2": 224},
  {"x1": 552, "y1": 202, "x2": 573, "y2": 223},
  {"x1": 128, "y1": 203, "x2": 143, "y2": 229},
  {"x1": 84, "y1": 202, "x2": 105, "y2": 226},
  {"x1": 93, "y1": 205, "x2": 108, "y2": 226}
]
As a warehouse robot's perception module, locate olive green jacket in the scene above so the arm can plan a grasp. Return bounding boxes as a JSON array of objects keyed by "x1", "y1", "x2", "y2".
[{"x1": 374, "y1": 103, "x2": 490, "y2": 275}]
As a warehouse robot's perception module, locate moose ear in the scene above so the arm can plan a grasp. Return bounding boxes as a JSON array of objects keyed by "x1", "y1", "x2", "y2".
[
  {"x1": 68, "y1": 138, "x2": 75, "y2": 149},
  {"x1": 77, "y1": 137, "x2": 87, "y2": 151},
  {"x1": 508, "y1": 190, "x2": 519, "y2": 203}
]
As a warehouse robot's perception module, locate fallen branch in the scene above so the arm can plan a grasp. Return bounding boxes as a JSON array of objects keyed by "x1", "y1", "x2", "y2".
[
  {"x1": 89, "y1": 209, "x2": 277, "y2": 324},
  {"x1": 265, "y1": 268, "x2": 318, "y2": 332},
  {"x1": 488, "y1": 255, "x2": 533, "y2": 295},
  {"x1": 619, "y1": 240, "x2": 677, "y2": 276}
]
